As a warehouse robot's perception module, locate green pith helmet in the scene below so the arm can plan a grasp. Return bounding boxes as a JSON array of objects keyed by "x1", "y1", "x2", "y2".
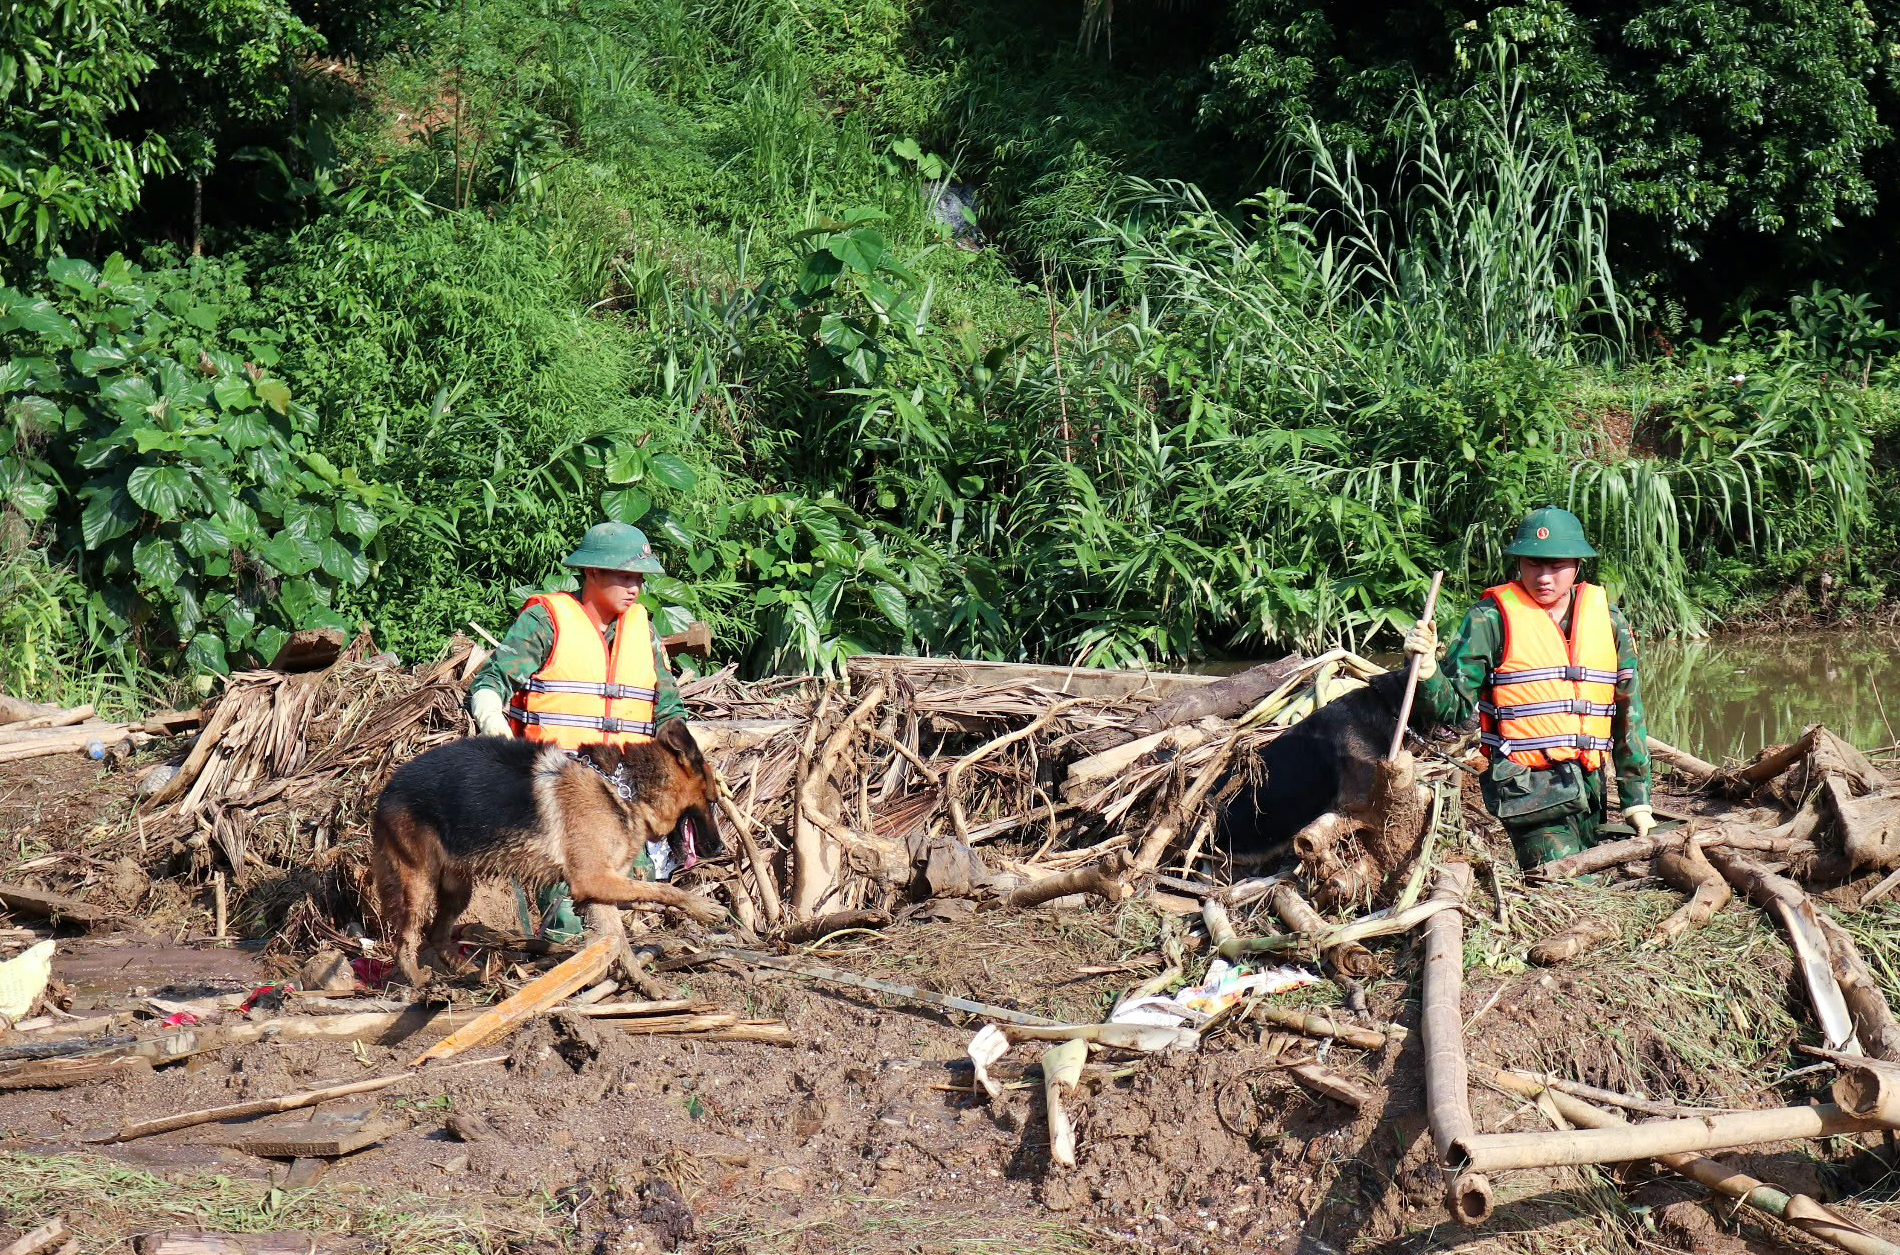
[
  {"x1": 1503, "y1": 505, "x2": 1598, "y2": 560},
  {"x1": 562, "y1": 522, "x2": 665, "y2": 574}
]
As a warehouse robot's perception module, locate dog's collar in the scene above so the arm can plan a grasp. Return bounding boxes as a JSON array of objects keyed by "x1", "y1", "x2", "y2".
[{"x1": 568, "y1": 752, "x2": 635, "y2": 803}]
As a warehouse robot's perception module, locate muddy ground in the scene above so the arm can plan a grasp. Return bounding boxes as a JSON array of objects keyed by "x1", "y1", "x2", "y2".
[{"x1": 4, "y1": 753, "x2": 1900, "y2": 1254}]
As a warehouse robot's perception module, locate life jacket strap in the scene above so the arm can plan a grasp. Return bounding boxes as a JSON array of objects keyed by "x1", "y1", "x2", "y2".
[
  {"x1": 1478, "y1": 698, "x2": 1618, "y2": 720},
  {"x1": 520, "y1": 678, "x2": 658, "y2": 701},
  {"x1": 508, "y1": 706, "x2": 657, "y2": 736},
  {"x1": 1487, "y1": 665, "x2": 1621, "y2": 687},
  {"x1": 1481, "y1": 731, "x2": 1615, "y2": 756}
]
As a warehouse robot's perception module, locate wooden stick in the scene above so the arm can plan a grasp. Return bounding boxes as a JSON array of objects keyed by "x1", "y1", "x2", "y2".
[
  {"x1": 1452, "y1": 1102, "x2": 1880, "y2": 1172},
  {"x1": 91, "y1": 1072, "x2": 413, "y2": 1144},
  {"x1": 1268, "y1": 883, "x2": 1376, "y2": 979},
  {"x1": 567, "y1": 999, "x2": 708, "y2": 1017},
  {"x1": 1815, "y1": 912, "x2": 1900, "y2": 1061},
  {"x1": 1421, "y1": 863, "x2": 1491, "y2": 1224},
  {"x1": 1004, "y1": 852, "x2": 1134, "y2": 911},
  {"x1": 1529, "y1": 822, "x2": 1804, "y2": 880},
  {"x1": 1482, "y1": 1066, "x2": 1900, "y2": 1255},
  {"x1": 1388, "y1": 570, "x2": 1445, "y2": 760},
  {"x1": 721, "y1": 947, "x2": 1062, "y2": 1027},
  {"x1": 1529, "y1": 917, "x2": 1621, "y2": 966},
  {"x1": 411, "y1": 934, "x2": 617, "y2": 1065}
]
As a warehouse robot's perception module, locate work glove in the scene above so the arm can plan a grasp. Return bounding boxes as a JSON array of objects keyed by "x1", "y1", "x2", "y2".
[
  {"x1": 1402, "y1": 619, "x2": 1439, "y2": 680},
  {"x1": 469, "y1": 688, "x2": 511, "y2": 738},
  {"x1": 1623, "y1": 804, "x2": 1656, "y2": 839}
]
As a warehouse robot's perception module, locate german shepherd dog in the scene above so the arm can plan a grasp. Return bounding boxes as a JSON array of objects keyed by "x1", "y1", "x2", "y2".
[{"x1": 370, "y1": 720, "x2": 727, "y2": 986}]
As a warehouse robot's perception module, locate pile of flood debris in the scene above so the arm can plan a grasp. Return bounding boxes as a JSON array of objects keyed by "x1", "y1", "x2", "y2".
[{"x1": 8, "y1": 635, "x2": 1900, "y2": 1252}]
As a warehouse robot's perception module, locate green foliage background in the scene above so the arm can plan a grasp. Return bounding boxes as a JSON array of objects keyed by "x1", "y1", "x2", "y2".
[{"x1": 4, "y1": 0, "x2": 1900, "y2": 704}]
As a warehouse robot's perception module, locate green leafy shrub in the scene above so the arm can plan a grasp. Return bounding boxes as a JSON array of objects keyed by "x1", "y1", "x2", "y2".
[{"x1": 0, "y1": 253, "x2": 392, "y2": 674}]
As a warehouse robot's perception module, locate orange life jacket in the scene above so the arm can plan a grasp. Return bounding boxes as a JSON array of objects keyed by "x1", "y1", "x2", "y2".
[
  {"x1": 1478, "y1": 581, "x2": 1624, "y2": 770},
  {"x1": 506, "y1": 592, "x2": 657, "y2": 749}
]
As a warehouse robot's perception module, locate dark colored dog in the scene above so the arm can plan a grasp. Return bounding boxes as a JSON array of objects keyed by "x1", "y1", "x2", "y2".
[
  {"x1": 1216, "y1": 668, "x2": 1420, "y2": 857},
  {"x1": 370, "y1": 721, "x2": 727, "y2": 986}
]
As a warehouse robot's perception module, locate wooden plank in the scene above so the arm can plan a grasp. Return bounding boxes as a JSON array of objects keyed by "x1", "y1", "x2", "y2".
[
  {"x1": 280, "y1": 1158, "x2": 327, "y2": 1190},
  {"x1": 0, "y1": 1218, "x2": 67, "y2": 1255},
  {"x1": 0, "y1": 883, "x2": 118, "y2": 929},
  {"x1": 411, "y1": 934, "x2": 617, "y2": 1065},
  {"x1": 0, "y1": 1054, "x2": 150, "y2": 1090},
  {"x1": 845, "y1": 654, "x2": 1217, "y2": 702},
  {"x1": 230, "y1": 1115, "x2": 397, "y2": 1159}
]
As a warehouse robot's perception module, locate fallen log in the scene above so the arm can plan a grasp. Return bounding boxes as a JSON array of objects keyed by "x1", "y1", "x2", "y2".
[
  {"x1": 1707, "y1": 848, "x2": 1861, "y2": 1053},
  {"x1": 1004, "y1": 852, "x2": 1135, "y2": 911},
  {"x1": 1450, "y1": 1102, "x2": 1880, "y2": 1172},
  {"x1": 0, "y1": 695, "x2": 56, "y2": 727},
  {"x1": 412, "y1": 934, "x2": 618, "y2": 1065},
  {"x1": 0, "y1": 705, "x2": 93, "y2": 737},
  {"x1": 1268, "y1": 882, "x2": 1376, "y2": 979},
  {"x1": 1421, "y1": 863, "x2": 1491, "y2": 1225},
  {"x1": 1647, "y1": 736, "x2": 1722, "y2": 785},
  {"x1": 0, "y1": 725, "x2": 137, "y2": 763},
  {"x1": 1481, "y1": 1066, "x2": 1899, "y2": 1255},
  {"x1": 1528, "y1": 823, "x2": 1806, "y2": 881},
  {"x1": 845, "y1": 654, "x2": 1216, "y2": 703}
]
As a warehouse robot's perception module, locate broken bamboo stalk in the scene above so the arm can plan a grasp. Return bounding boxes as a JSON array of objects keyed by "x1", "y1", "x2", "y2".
[
  {"x1": 1252, "y1": 1006, "x2": 1402, "y2": 1050},
  {"x1": 1814, "y1": 911, "x2": 1900, "y2": 1062},
  {"x1": 1003, "y1": 851, "x2": 1134, "y2": 910},
  {"x1": 1482, "y1": 1066, "x2": 1900, "y2": 1255},
  {"x1": 1421, "y1": 862, "x2": 1491, "y2": 1225},
  {"x1": 1287, "y1": 1059, "x2": 1376, "y2": 1109},
  {"x1": 1201, "y1": 897, "x2": 1240, "y2": 958},
  {"x1": 1268, "y1": 882, "x2": 1376, "y2": 979},
  {"x1": 1042, "y1": 1037, "x2": 1087, "y2": 1167},
  {"x1": 412, "y1": 934, "x2": 618, "y2": 1065},
  {"x1": 1707, "y1": 848, "x2": 1861, "y2": 1054},
  {"x1": 1387, "y1": 570, "x2": 1444, "y2": 760},
  {"x1": 1450, "y1": 1102, "x2": 1880, "y2": 1172},
  {"x1": 1831, "y1": 1055, "x2": 1900, "y2": 1126}
]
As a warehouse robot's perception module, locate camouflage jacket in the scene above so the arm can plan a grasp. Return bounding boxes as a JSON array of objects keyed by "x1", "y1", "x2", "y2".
[
  {"x1": 1415, "y1": 594, "x2": 1651, "y2": 809},
  {"x1": 467, "y1": 602, "x2": 687, "y2": 726}
]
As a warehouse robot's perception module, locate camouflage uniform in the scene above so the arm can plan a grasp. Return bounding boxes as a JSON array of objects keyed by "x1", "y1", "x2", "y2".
[{"x1": 1416, "y1": 597, "x2": 1651, "y2": 867}]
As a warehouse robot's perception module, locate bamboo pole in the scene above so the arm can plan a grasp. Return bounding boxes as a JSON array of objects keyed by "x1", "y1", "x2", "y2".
[
  {"x1": 1252, "y1": 1006, "x2": 1403, "y2": 1051},
  {"x1": 1812, "y1": 912, "x2": 1900, "y2": 1062},
  {"x1": 1451, "y1": 1102, "x2": 1880, "y2": 1172},
  {"x1": 1268, "y1": 882, "x2": 1376, "y2": 979},
  {"x1": 1481, "y1": 1067, "x2": 1900, "y2": 1255},
  {"x1": 1831, "y1": 1055, "x2": 1900, "y2": 1126},
  {"x1": 1707, "y1": 848, "x2": 1861, "y2": 1054},
  {"x1": 1388, "y1": 571, "x2": 1444, "y2": 760},
  {"x1": 1421, "y1": 863, "x2": 1491, "y2": 1224}
]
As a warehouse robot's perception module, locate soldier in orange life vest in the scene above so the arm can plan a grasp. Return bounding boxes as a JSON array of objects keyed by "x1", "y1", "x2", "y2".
[
  {"x1": 1402, "y1": 506, "x2": 1655, "y2": 869},
  {"x1": 467, "y1": 522, "x2": 690, "y2": 938}
]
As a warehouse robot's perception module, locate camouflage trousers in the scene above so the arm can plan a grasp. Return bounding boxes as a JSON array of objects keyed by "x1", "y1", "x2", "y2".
[{"x1": 1499, "y1": 765, "x2": 1608, "y2": 869}]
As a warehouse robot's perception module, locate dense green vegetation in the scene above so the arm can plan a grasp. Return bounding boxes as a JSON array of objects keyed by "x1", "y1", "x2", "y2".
[{"x1": 5, "y1": 0, "x2": 1900, "y2": 701}]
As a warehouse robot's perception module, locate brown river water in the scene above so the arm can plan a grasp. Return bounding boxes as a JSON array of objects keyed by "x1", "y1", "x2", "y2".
[{"x1": 1197, "y1": 628, "x2": 1900, "y2": 766}]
